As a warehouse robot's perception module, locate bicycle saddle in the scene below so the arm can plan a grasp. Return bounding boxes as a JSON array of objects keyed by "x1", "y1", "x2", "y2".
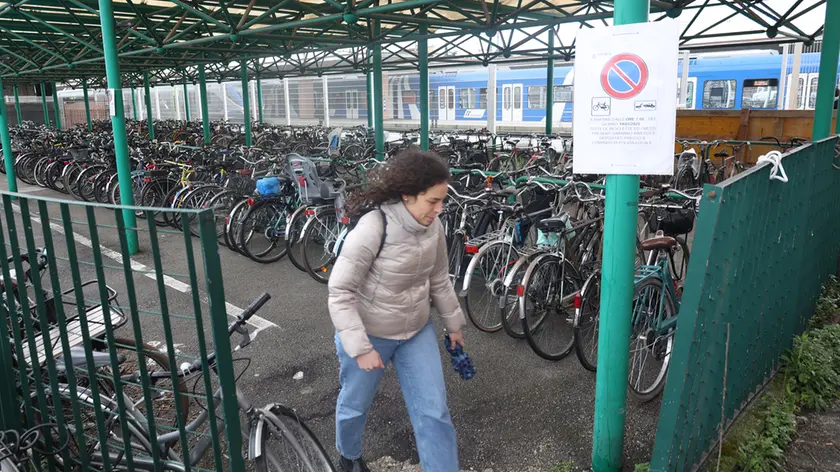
[
  {"x1": 537, "y1": 217, "x2": 568, "y2": 233},
  {"x1": 640, "y1": 235, "x2": 678, "y2": 251},
  {"x1": 55, "y1": 349, "x2": 119, "y2": 372}
]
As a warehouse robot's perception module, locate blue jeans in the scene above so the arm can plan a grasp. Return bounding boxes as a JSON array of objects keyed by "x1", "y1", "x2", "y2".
[{"x1": 335, "y1": 321, "x2": 459, "y2": 472}]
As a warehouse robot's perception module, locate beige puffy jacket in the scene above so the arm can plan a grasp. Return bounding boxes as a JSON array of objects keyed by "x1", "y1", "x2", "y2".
[{"x1": 328, "y1": 201, "x2": 467, "y2": 358}]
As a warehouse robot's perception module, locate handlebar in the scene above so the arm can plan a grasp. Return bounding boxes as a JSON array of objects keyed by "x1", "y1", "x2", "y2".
[{"x1": 148, "y1": 293, "x2": 271, "y2": 381}]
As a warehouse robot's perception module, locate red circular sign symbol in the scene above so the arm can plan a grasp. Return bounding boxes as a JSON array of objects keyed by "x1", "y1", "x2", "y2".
[{"x1": 600, "y1": 53, "x2": 649, "y2": 100}]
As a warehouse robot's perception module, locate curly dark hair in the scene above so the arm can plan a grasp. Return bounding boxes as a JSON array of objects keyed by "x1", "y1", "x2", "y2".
[{"x1": 346, "y1": 149, "x2": 450, "y2": 216}]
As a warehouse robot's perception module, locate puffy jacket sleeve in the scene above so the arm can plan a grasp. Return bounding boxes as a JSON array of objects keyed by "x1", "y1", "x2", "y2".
[
  {"x1": 327, "y1": 212, "x2": 383, "y2": 358},
  {"x1": 430, "y1": 221, "x2": 467, "y2": 333}
]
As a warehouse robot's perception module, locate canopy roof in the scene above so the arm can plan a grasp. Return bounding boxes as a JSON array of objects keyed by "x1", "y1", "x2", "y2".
[{"x1": 0, "y1": 0, "x2": 826, "y2": 87}]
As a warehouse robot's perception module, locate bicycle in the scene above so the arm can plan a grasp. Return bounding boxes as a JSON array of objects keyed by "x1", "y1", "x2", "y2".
[{"x1": 40, "y1": 293, "x2": 336, "y2": 472}]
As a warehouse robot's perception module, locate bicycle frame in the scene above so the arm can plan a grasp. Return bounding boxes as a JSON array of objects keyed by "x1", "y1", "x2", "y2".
[{"x1": 633, "y1": 253, "x2": 679, "y2": 337}]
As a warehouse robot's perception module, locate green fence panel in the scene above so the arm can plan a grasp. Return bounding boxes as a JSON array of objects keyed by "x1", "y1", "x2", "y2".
[
  {"x1": 650, "y1": 137, "x2": 840, "y2": 471},
  {"x1": 0, "y1": 192, "x2": 245, "y2": 472}
]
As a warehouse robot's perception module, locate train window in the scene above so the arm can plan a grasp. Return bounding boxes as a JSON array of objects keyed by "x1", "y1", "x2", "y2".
[
  {"x1": 479, "y1": 88, "x2": 487, "y2": 108},
  {"x1": 528, "y1": 86, "x2": 546, "y2": 108},
  {"x1": 459, "y1": 88, "x2": 477, "y2": 108},
  {"x1": 741, "y1": 79, "x2": 778, "y2": 109},
  {"x1": 702, "y1": 79, "x2": 736, "y2": 109},
  {"x1": 553, "y1": 85, "x2": 573, "y2": 103},
  {"x1": 439, "y1": 91, "x2": 445, "y2": 110},
  {"x1": 513, "y1": 86, "x2": 522, "y2": 109},
  {"x1": 448, "y1": 88, "x2": 455, "y2": 109},
  {"x1": 503, "y1": 87, "x2": 511, "y2": 110}
]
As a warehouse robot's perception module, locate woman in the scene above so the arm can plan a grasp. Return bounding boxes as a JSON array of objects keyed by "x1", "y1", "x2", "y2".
[{"x1": 328, "y1": 150, "x2": 465, "y2": 472}]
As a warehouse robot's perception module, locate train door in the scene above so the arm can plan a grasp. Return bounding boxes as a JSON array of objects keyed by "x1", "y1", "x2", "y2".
[
  {"x1": 505, "y1": 84, "x2": 523, "y2": 122},
  {"x1": 804, "y1": 73, "x2": 819, "y2": 109},
  {"x1": 784, "y1": 74, "x2": 806, "y2": 109},
  {"x1": 501, "y1": 84, "x2": 523, "y2": 122},
  {"x1": 438, "y1": 86, "x2": 455, "y2": 121}
]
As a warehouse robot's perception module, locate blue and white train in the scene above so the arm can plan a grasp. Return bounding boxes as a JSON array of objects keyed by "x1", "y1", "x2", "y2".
[{"x1": 325, "y1": 51, "x2": 839, "y2": 128}]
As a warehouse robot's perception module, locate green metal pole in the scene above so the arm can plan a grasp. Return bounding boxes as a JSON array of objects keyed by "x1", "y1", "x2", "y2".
[
  {"x1": 40, "y1": 83, "x2": 50, "y2": 127},
  {"x1": 131, "y1": 86, "x2": 138, "y2": 120},
  {"x1": 98, "y1": 0, "x2": 138, "y2": 254},
  {"x1": 419, "y1": 21, "x2": 429, "y2": 151},
  {"x1": 240, "y1": 59, "x2": 252, "y2": 146},
  {"x1": 366, "y1": 56, "x2": 374, "y2": 128},
  {"x1": 256, "y1": 75, "x2": 264, "y2": 124},
  {"x1": 52, "y1": 82, "x2": 61, "y2": 130},
  {"x1": 183, "y1": 81, "x2": 191, "y2": 121},
  {"x1": 813, "y1": 0, "x2": 840, "y2": 140},
  {"x1": 13, "y1": 85, "x2": 21, "y2": 126},
  {"x1": 592, "y1": 0, "x2": 647, "y2": 470},
  {"x1": 0, "y1": 76, "x2": 18, "y2": 193},
  {"x1": 545, "y1": 31, "x2": 554, "y2": 136},
  {"x1": 198, "y1": 64, "x2": 211, "y2": 145},
  {"x1": 82, "y1": 78, "x2": 92, "y2": 131},
  {"x1": 143, "y1": 71, "x2": 154, "y2": 140},
  {"x1": 372, "y1": 23, "x2": 385, "y2": 159}
]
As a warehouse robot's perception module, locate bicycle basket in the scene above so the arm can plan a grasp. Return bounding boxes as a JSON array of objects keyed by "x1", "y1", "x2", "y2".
[{"x1": 650, "y1": 207, "x2": 695, "y2": 236}]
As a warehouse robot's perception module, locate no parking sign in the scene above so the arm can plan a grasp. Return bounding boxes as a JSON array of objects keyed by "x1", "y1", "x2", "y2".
[{"x1": 573, "y1": 21, "x2": 680, "y2": 175}]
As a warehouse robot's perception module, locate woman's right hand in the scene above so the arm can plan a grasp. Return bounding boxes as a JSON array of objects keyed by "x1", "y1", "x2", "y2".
[{"x1": 356, "y1": 350, "x2": 385, "y2": 371}]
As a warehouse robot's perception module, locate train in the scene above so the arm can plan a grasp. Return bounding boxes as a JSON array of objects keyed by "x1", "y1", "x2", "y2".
[{"x1": 317, "y1": 51, "x2": 838, "y2": 129}]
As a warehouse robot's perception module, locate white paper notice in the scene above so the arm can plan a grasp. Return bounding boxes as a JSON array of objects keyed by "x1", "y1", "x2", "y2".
[
  {"x1": 573, "y1": 21, "x2": 680, "y2": 175},
  {"x1": 108, "y1": 88, "x2": 116, "y2": 117}
]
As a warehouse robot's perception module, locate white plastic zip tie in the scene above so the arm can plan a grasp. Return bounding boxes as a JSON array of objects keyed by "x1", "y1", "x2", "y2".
[{"x1": 756, "y1": 150, "x2": 788, "y2": 183}]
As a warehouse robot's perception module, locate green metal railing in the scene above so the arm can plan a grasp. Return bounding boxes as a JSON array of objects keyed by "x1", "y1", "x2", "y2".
[
  {"x1": 650, "y1": 136, "x2": 840, "y2": 470},
  {"x1": 0, "y1": 192, "x2": 245, "y2": 472}
]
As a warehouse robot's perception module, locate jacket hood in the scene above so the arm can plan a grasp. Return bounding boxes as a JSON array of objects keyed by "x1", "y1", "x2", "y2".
[{"x1": 383, "y1": 201, "x2": 429, "y2": 235}]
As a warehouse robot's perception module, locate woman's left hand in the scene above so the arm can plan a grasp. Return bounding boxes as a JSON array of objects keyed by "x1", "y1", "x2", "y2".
[{"x1": 449, "y1": 331, "x2": 465, "y2": 350}]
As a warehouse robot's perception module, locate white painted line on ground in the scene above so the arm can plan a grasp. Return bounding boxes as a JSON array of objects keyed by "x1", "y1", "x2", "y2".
[{"x1": 7, "y1": 204, "x2": 278, "y2": 333}]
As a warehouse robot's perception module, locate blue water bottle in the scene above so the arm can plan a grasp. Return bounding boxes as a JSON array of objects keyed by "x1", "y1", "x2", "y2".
[{"x1": 444, "y1": 334, "x2": 475, "y2": 380}]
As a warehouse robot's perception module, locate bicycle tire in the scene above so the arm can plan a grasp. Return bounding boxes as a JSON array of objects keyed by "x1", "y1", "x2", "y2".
[
  {"x1": 240, "y1": 199, "x2": 289, "y2": 264},
  {"x1": 255, "y1": 404, "x2": 336, "y2": 472},
  {"x1": 302, "y1": 213, "x2": 339, "y2": 284},
  {"x1": 225, "y1": 198, "x2": 252, "y2": 254},
  {"x1": 500, "y1": 257, "x2": 536, "y2": 339},
  {"x1": 574, "y1": 271, "x2": 601, "y2": 372},
  {"x1": 519, "y1": 255, "x2": 581, "y2": 361},
  {"x1": 463, "y1": 241, "x2": 517, "y2": 333},
  {"x1": 628, "y1": 277, "x2": 676, "y2": 403},
  {"x1": 284, "y1": 205, "x2": 310, "y2": 272},
  {"x1": 204, "y1": 190, "x2": 241, "y2": 245}
]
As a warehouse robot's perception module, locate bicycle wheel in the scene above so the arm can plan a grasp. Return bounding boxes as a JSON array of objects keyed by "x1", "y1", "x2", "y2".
[
  {"x1": 139, "y1": 178, "x2": 178, "y2": 226},
  {"x1": 63, "y1": 165, "x2": 84, "y2": 200},
  {"x1": 574, "y1": 271, "x2": 601, "y2": 372},
  {"x1": 255, "y1": 404, "x2": 335, "y2": 472},
  {"x1": 76, "y1": 167, "x2": 103, "y2": 202},
  {"x1": 225, "y1": 198, "x2": 251, "y2": 254},
  {"x1": 463, "y1": 241, "x2": 517, "y2": 333},
  {"x1": 628, "y1": 277, "x2": 676, "y2": 403},
  {"x1": 447, "y1": 233, "x2": 466, "y2": 290},
  {"x1": 284, "y1": 205, "x2": 310, "y2": 272},
  {"x1": 500, "y1": 258, "x2": 533, "y2": 339},
  {"x1": 93, "y1": 170, "x2": 115, "y2": 203},
  {"x1": 520, "y1": 255, "x2": 581, "y2": 361},
  {"x1": 240, "y1": 199, "x2": 289, "y2": 263},
  {"x1": 204, "y1": 191, "x2": 241, "y2": 246},
  {"x1": 302, "y1": 213, "x2": 340, "y2": 284}
]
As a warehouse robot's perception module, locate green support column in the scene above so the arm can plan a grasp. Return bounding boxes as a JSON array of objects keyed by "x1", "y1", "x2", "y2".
[
  {"x1": 131, "y1": 86, "x2": 138, "y2": 120},
  {"x1": 241, "y1": 59, "x2": 252, "y2": 147},
  {"x1": 98, "y1": 0, "x2": 138, "y2": 254},
  {"x1": 545, "y1": 32, "x2": 554, "y2": 136},
  {"x1": 813, "y1": 0, "x2": 840, "y2": 140},
  {"x1": 591, "y1": 0, "x2": 647, "y2": 470},
  {"x1": 198, "y1": 64, "x2": 211, "y2": 145},
  {"x1": 372, "y1": 24, "x2": 385, "y2": 159},
  {"x1": 143, "y1": 71, "x2": 154, "y2": 140},
  {"x1": 0, "y1": 77, "x2": 17, "y2": 193},
  {"x1": 52, "y1": 82, "x2": 61, "y2": 130},
  {"x1": 13, "y1": 85, "x2": 21, "y2": 126},
  {"x1": 40, "y1": 83, "x2": 50, "y2": 127},
  {"x1": 183, "y1": 81, "x2": 191, "y2": 121},
  {"x1": 256, "y1": 75, "x2": 264, "y2": 124},
  {"x1": 82, "y1": 78, "x2": 92, "y2": 131},
  {"x1": 366, "y1": 61, "x2": 374, "y2": 128},
  {"x1": 418, "y1": 21, "x2": 429, "y2": 151}
]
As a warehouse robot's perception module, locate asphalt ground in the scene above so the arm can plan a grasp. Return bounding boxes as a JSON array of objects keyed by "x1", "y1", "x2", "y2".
[{"x1": 0, "y1": 178, "x2": 661, "y2": 471}]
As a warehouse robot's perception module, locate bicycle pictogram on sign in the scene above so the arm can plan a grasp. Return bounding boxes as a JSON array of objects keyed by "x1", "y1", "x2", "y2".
[{"x1": 600, "y1": 53, "x2": 649, "y2": 99}]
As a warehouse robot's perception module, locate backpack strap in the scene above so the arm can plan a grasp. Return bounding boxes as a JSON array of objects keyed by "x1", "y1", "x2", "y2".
[{"x1": 374, "y1": 207, "x2": 387, "y2": 259}]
